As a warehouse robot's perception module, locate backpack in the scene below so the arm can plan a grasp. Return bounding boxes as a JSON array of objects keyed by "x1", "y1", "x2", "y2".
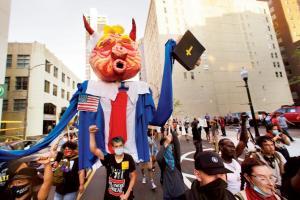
[{"x1": 52, "y1": 156, "x2": 78, "y2": 186}]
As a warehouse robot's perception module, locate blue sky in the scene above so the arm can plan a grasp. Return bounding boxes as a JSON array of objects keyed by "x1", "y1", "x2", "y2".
[{"x1": 8, "y1": 0, "x2": 150, "y2": 80}]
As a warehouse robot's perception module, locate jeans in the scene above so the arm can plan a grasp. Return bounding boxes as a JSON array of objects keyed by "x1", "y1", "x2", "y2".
[{"x1": 54, "y1": 192, "x2": 77, "y2": 200}]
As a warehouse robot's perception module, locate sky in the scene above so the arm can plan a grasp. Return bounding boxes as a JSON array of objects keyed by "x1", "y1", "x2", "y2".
[{"x1": 8, "y1": 0, "x2": 150, "y2": 80}]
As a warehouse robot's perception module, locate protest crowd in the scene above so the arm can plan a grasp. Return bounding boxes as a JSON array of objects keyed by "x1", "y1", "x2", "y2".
[
  {"x1": 0, "y1": 13, "x2": 299, "y2": 200},
  {"x1": 0, "y1": 111, "x2": 299, "y2": 200}
]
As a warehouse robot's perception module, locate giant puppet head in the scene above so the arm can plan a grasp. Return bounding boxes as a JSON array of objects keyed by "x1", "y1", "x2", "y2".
[{"x1": 83, "y1": 16, "x2": 141, "y2": 82}]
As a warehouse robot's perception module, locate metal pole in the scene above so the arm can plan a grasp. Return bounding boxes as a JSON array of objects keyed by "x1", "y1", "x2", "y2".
[{"x1": 243, "y1": 78, "x2": 260, "y2": 137}]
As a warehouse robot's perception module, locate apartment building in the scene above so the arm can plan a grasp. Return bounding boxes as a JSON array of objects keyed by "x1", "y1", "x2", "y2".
[
  {"x1": 143, "y1": 0, "x2": 293, "y2": 117},
  {"x1": 2, "y1": 42, "x2": 81, "y2": 138}
]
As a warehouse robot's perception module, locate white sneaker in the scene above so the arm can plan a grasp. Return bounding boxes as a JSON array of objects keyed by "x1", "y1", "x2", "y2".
[
  {"x1": 151, "y1": 181, "x2": 157, "y2": 190},
  {"x1": 142, "y1": 177, "x2": 146, "y2": 184}
]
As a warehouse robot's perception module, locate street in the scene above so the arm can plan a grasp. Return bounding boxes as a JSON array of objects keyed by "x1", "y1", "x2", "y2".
[{"x1": 69, "y1": 127, "x2": 300, "y2": 200}]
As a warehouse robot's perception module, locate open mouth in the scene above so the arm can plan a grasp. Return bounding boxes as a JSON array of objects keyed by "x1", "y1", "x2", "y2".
[
  {"x1": 113, "y1": 59, "x2": 126, "y2": 74},
  {"x1": 116, "y1": 61, "x2": 124, "y2": 69}
]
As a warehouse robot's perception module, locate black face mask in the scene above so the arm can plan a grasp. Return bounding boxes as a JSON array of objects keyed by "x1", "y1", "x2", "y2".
[{"x1": 11, "y1": 183, "x2": 31, "y2": 198}]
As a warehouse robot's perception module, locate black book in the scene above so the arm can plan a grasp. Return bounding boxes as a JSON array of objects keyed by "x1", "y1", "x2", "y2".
[{"x1": 173, "y1": 30, "x2": 206, "y2": 71}]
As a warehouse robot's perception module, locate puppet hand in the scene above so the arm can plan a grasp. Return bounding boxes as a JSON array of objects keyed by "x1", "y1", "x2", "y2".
[
  {"x1": 195, "y1": 58, "x2": 202, "y2": 66},
  {"x1": 89, "y1": 125, "x2": 99, "y2": 134}
]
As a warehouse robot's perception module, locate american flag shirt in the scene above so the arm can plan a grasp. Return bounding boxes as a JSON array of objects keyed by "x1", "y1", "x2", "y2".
[{"x1": 77, "y1": 94, "x2": 99, "y2": 112}]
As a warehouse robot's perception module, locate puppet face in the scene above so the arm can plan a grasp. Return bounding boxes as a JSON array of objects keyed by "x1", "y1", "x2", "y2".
[
  {"x1": 89, "y1": 34, "x2": 141, "y2": 82},
  {"x1": 84, "y1": 16, "x2": 141, "y2": 82}
]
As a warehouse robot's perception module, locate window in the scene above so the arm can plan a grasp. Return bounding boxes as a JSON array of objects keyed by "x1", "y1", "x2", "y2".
[
  {"x1": 15, "y1": 77, "x2": 28, "y2": 90},
  {"x1": 6, "y1": 55, "x2": 12, "y2": 68},
  {"x1": 275, "y1": 52, "x2": 278, "y2": 58},
  {"x1": 270, "y1": 34, "x2": 273, "y2": 40},
  {"x1": 267, "y1": 26, "x2": 271, "y2": 31},
  {"x1": 191, "y1": 72, "x2": 195, "y2": 80},
  {"x1": 275, "y1": 72, "x2": 279, "y2": 77},
  {"x1": 3, "y1": 100, "x2": 8, "y2": 111},
  {"x1": 62, "y1": 73, "x2": 65, "y2": 83},
  {"x1": 53, "y1": 84, "x2": 57, "y2": 96},
  {"x1": 164, "y1": 7, "x2": 167, "y2": 13},
  {"x1": 271, "y1": 53, "x2": 274, "y2": 58},
  {"x1": 273, "y1": 62, "x2": 276, "y2": 68},
  {"x1": 13, "y1": 99, "x2": 26, "y2": 111},
  {"x1": 67, "y1": 77, "x2": 70, "y2": 86},
  {"x1": 45, "y1": 60, "x2": 51, "y2": 73},
  {"x1": 183, "y1": 72, "x2": 187, "y2": 80},
  {"x1": 277, "y1": 62, "x2": 280, "y2": 68},
  {"x1": 5, "y1": 77, "x2": 10, "y2": 91},
  {"x1": 279, "y1": 72, "x2": 283, "y2": 77},
  {"x1": 61, "y1": 89, "x2": 65, "y2": 99},
  {"x1": 67, "y1": 92, "x2": 70, "y2": 101},
  {"x1": 72, "y1": 81, "x2": 75, "y2": 89},
  {"x1": 17, "y1": 55, "x2": 30, "y2": 68},
  {"x1": 44, "y1": 80, "x2": 50, "y2": 93},
  {"x1": 272, "y1": 43, "x2": 276, "y2": 49},
  {"x1": 54, "y1": 66, "x2": 58, "y2": 78}
]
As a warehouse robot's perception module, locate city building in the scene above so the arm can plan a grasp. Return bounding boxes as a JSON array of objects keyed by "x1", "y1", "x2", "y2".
[
  {"x1": 138, "y1": 38, "x2": 148, "y2": 82},
  {"x1": 0, "y1": 0, "x2": 12, "y2": 128},
  {"x1": 259, "y1": 0, "x2": 300, "y2": 104},
  {"x1": 85, "y1": 8, "x2": 107, "y2": 80},
  {"x1": 2, "y1": 42, "x2": 81, "y2": 138},
  {"x1": 143, "y1": 0, "x2": 293, "y2": 117}
]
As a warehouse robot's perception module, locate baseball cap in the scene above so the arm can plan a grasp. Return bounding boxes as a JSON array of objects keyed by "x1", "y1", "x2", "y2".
[{"x1": 194, "y1": 151, "x2": 232, "y2": 175}]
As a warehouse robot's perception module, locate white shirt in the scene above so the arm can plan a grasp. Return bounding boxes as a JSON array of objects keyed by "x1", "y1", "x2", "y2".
[{"x1": 224, "y1": 159, "x2": 241, "y2": 194}]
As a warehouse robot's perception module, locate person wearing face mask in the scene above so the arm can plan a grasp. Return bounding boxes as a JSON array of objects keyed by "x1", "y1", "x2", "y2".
[
  {"x1": 184, "y1": 151, "x2": 235, "y2": 200},
  {"x1": 89, "y1": 125, "x2": 137, "y2": 200},
  {"x1": 254, "y1": 136, "x2": 286, "y2": 189},
  {"x1": 6, "y1": 157, "x2": 53, "y2": 200},
  {"x1": 53, "y1": 141, "x2": 85, "y2": 200},
  {"x1": 235, "y1": 157, "x2": 281, "y2": 200}
]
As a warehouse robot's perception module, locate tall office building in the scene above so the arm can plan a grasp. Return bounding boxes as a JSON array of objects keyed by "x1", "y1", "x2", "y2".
[
  {"x1": 0, "y1": 0, "x2": 12, "y2": 127},
  {"x1": 259, "y1": 0, "x2": 300, "y2": 104},
  {"x1": 143, "y1": 0, "x2": 293, "y2": 117},
  {"x1": 3, "y1": 42, "x2": 81, "y2": 138},
  {"x1": 85, "y1": 8, "x2": 107, "y2": 80}
]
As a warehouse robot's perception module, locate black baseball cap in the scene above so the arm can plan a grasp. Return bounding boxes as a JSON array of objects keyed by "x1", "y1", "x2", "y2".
[{"x1": 194, "y1": 151, "x2": 232, "y2": 175}]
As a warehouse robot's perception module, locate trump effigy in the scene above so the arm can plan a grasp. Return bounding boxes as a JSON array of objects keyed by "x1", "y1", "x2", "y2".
[{"x1": 0, "y1": 16, "x2": 176, "y2": 170}]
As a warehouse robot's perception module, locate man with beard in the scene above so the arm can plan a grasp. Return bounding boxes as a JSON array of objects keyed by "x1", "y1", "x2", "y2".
[
  {"x1": 219, "y1": 138, "x2": 241, "y2": 194},
  {"x1": 184, "y1": 151, "x2": 235, "y2": 200}
]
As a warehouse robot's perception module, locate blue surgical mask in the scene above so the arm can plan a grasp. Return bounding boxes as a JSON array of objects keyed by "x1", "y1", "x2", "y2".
[
  {"x1": 114, "y1": 147, "x2": 124, "y2": 156},
  {"x1": 272, "y1": 130, "x2": 280, "y2": 135},
  {"x1": 253, "y1": 185, "x2": 271, "y2": 197}
]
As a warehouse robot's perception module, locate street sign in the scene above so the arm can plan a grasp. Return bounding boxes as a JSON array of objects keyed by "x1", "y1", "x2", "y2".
[{"x1": 0, "y1": 84, "x2": 7, "y2": 99}]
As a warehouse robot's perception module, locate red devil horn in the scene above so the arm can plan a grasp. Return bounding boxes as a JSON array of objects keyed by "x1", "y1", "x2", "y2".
[
  {"x1": 83, "y1": 15, "x2": 94, "y2": 35},
  {"x1": 129, "y1": 18, "x2": 136, "y2": 41}
]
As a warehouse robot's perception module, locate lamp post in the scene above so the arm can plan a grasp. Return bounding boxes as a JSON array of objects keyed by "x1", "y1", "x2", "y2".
[
  {"x1": 24, "y1": 63, "x2": 46, "y2": 139},
  {"x1": 240, "y1": 68, "x2": 260, "y2": 137}
]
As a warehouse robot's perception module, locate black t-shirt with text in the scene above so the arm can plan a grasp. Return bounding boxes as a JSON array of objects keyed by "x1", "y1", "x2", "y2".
[{"x1": 101, "y1": 153, "x2": 136, "y2": 200}]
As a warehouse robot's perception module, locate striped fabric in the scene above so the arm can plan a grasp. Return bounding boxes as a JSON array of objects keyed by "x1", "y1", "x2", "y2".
[{"x1": 77, "y1": 95, "x2": 99, "y2": 112}]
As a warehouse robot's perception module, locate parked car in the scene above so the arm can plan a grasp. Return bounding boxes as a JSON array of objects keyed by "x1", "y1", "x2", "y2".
[{"x1": 274, "y1": 105, "x2": 300, "y2": 125}]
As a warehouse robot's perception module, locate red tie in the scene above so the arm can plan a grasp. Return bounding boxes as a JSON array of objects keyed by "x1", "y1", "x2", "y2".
[{"x1": 108, "y1": 91, "x2": 128, "y2": 153}]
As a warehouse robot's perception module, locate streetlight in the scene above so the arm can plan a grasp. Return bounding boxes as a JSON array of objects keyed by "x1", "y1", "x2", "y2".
[
  {"x1": 24, "y1": 63, "x2": 47, "y2": 139},
  {"x1": 240, "y1": 68, "x2": 260, "y2": 137}
]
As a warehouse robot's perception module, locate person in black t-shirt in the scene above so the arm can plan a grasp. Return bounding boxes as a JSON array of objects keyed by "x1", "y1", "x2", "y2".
[
  {"x1": 89, "y1": 125, "x2": 137, "y2": 200},
  {"x1": 54, "y1": 142, "x2": 85, "y2": 200}
]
